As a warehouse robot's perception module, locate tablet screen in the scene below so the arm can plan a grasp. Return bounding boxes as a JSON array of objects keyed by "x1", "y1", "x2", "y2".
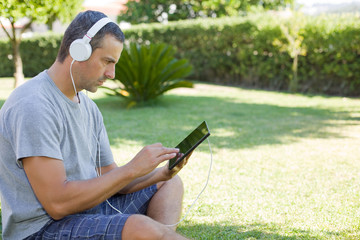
[{"x1": 168, "y1": 121, "x2": 210, "y2": 170}]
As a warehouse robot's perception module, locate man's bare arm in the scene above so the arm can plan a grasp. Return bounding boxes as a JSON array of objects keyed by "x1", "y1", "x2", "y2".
[
  {"x1": 23, "y1": 156, "x2": 135, "y2": 220},
  {"x1": 114, "y1": 151, "x2": 193, "y2": 194},
  {"x1": 22, "y1": 143, "x2": 178, "y2": 220}
]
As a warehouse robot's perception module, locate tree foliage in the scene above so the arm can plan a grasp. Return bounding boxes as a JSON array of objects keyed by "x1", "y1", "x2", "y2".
[
  {"x1": 0, "y1": 0, "x2": 83, "y2": 87},
  {"x1": 0, "y1": 0, "x2": 83, "y2": 26},
  {"x1": 119, "y1": 0, "x2": 295, "y2": 24}
]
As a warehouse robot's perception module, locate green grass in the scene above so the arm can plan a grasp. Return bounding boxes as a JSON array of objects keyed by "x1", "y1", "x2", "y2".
[{"x1": 1, "y1": 78, "x2": 360, "y2": 239}]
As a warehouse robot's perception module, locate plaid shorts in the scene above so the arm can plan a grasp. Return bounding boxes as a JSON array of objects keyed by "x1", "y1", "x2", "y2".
[{"x1": 24, "y1": 184, "x2": 158, "y2": 240}]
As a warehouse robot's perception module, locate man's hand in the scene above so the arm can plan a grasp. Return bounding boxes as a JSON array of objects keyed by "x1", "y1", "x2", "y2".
[
  {"x1": 116, "y1": 143, "x2": 182, "y2": 194},
  {"x1": 126, "y1": 143, "x2": 180, "y2": 179},
  {"x1": 162, "y1": 151, "x2": 193, "y2": 179}
]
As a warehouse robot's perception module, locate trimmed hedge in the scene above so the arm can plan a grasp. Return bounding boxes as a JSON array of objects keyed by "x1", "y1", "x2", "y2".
[
  {"x1": 1, "y1": 13, "x2": 359, "y2": 96},
  {"x1": 300, "y1": 16, "x2": 360, "y2": 95},
  {"x1": 124, "y1": 14, "x2": 360, "y2": 96},
  {"x1": 0, "y1": 33, "x2": 61, "y2": 78}
]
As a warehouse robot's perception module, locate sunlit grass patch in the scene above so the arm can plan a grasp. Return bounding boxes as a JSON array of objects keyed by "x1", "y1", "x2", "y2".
[{"x1": 1, "y1": 78, "x2": 360, "y2": 239}]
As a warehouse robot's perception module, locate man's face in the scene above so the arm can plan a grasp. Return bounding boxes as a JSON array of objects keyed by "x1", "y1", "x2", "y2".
[{"x1": 76, "y1": 34, "x2": 123, "y2": 93}]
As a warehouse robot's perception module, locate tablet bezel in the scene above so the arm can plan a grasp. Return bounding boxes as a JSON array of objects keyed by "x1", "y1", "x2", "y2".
[{"x1": 168, "y1": 121, "x2": 210, "y2": 170}]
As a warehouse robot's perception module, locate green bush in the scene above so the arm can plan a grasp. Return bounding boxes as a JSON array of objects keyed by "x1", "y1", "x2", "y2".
[
  {"x1": 299, "y1": 15, "x2": 360, "y2": 95},
  {"x1": 123, "y1": 13, "x2": 360, "y2": 96},
  {"x1": 0, "y1": 33, "x2": 62, "y2": 78},
  {"x1": 1, "y1": 12, "x2": 359, "y2": 96},
  {"x1": 103, "y1": 43, "x2": 193, "y2": 108},
  {"x1": 0, "y1": 38, "x2": 13, "y2": 77}
]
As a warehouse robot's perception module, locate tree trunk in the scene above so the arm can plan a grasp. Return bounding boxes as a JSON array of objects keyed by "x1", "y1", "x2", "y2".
[
  {"x1": 289, "y1": 54, "x2": 298, "y2": 92},
  {"x1": 11, "y1": 39, "x2": 25, "y2": 88}
]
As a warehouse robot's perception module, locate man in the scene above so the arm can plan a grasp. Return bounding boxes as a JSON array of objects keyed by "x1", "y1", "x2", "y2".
[{"x1": 0, "y1": 10, "x2": 190, "y2": 239}]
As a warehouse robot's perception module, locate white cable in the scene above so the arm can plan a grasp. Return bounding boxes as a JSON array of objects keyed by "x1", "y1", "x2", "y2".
[
  {"x1": 72, "y1": 60, "x2": 124, "y2": 214},
  {"x1": 70, "y1": 59, "x2": 77, "y2": 95},
  {"x1": 106, "y1": 199, "x2": 123, "y2": 213},
  {"x1": 90, "y1": 127, "x2": 212, "y2": 217},
  {"x1": 92, "y1": 131, "x2": 123, "y2": 214},
  {"x1": 165, "y1": 137, "x2": 213, "y2": 227},
  {"x1": 70, "y1": 59, "x2": 80, "y2": 103},
  {"x1": 75, "y1": 64, "x2": 212, "y2": 217}
]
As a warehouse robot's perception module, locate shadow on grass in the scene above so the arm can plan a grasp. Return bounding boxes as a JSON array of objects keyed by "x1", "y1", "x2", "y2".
[
  {"x1": 177, "y1": 222, "x2": 355, "y2": 240},
  {"x1": 94, "y1": 93, "x2": 358, "y2": 151}
]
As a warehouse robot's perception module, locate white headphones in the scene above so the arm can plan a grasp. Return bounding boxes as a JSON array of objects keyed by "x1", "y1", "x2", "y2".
[{"x1": 69, "y1": 17, "x2": 113, "y2": 62}]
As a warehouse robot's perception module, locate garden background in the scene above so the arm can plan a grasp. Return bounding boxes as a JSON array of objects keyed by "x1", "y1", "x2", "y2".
[{"x1": 1, "y1": 0, "x2": 360, "y2": 239}]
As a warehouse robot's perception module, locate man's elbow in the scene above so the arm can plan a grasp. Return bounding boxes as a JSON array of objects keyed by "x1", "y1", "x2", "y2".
[{"x1": 44, "y1": 202, "x2": 68, "y2": 220}]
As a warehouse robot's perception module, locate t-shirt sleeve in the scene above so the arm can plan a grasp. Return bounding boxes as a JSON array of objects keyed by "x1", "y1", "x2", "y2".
[{"x1": 6, "y1": 99, "x2": 63, "y2": 168}]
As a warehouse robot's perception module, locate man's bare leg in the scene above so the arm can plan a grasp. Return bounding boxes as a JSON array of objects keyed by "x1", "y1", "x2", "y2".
[
  {"x1": 147, "y1": 175, "x2": 185, "y2": 230},
  {"x1": 122, "y1": 176, "x2": 189, "y2": 239},
  {"x1": 122, "y1": 214, "x2": 188, "y2": 239}
]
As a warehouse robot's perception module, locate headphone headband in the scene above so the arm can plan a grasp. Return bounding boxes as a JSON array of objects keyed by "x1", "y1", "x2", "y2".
[
  {"x1": 82, "y1": 17, "x2": 113, "y2": 43},
  {"x1": 70, "y1": 17, "x2": 113, "y2": 61}
]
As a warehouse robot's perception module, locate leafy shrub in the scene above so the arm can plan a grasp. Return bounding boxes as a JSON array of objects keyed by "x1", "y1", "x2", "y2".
[
  {"x1": 0, "y1": 33, "x2": 62, "y2": 78},
  {"x1": 1, "y1": 13, "x2": 359, "y2": 96},
  {"x1": 102, "y1": 43, "x2": 193, "y2": 107},
  {"x1": 123, "y1": 13, "x2": 360, "y2": 96}
]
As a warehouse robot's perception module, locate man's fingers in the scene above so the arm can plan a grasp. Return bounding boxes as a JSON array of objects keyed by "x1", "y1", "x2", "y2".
[
  {"x1": 142, "y1": 144, "x2": 177, "y2": 156},
  {"x1": 157, "y1": 152, "x2": 176, "y2": 162},
  {"x1": 156, "y1": 146, "x2": 179, "y2": 158},
  {"x1": 183, "y1": 157, "x2": 189, "y2": 166},
  {"x1": 140, "y1": 144, "x2": 179, "y2": 165}
]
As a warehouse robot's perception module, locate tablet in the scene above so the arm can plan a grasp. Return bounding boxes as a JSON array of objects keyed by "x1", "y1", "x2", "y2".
[{"x1": 168, "y1": 121, "x2": 210, "y2": 170}]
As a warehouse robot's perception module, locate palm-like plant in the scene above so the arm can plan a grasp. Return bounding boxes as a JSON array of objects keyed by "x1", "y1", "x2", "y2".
[{"x1": 103, "y1": 43, "x2": 193, "y2": 108}]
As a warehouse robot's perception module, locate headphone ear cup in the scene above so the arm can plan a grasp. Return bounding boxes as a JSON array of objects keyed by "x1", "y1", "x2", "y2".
[{"x1": 69, "y1": 39, "x2": 92, "y2": 62}]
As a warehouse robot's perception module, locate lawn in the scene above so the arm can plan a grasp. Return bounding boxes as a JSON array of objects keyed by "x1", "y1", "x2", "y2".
[{"x1": 1, "y1": 77, "x2": 360, "y2": 239}]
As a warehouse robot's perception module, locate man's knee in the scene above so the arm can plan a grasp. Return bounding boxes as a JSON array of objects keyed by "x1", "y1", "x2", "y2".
[
  {"x1": 122, "y1": 214, "x2": 169, "y2": 240},
  {"x1": 158, "y1": 175, "x2": 184, "y2": 192},
  {"x1": 170, "y1": 175, "x2": 184, "y2": 189}
]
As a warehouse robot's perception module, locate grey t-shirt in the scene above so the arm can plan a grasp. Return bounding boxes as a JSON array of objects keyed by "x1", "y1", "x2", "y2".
[{"x1": 0, "y1": 70, "x2": 114, "y2": 239}]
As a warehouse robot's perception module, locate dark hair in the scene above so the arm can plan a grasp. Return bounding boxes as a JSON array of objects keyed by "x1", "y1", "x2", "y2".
[{"x1": 57, "y1": 10, "x2": 125, "y2": 63}]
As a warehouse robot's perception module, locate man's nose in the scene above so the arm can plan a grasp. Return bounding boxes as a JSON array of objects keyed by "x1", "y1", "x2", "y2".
[{"x1": 105, "y1": 65, "x2": 115, "y2": 79}]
